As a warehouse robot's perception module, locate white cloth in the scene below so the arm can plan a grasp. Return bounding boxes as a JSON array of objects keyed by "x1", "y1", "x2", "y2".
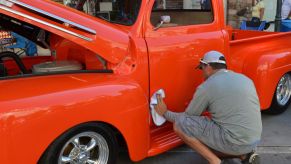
[{"x1": 150, "y1": 89, "x2": 166, "y2": 126}]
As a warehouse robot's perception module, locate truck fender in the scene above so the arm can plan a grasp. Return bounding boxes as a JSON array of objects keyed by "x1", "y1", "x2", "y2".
[
  {"x1": 0, "y1": 76, "x2": 150, "y2": 163},
  {"x1": 242, "y1": 52, "x2": 291, "y2": 109}
]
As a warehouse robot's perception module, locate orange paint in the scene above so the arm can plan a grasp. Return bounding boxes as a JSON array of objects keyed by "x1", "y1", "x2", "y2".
[{"x1": 0, "y1": 0, "x2": 291, "y2": 163}]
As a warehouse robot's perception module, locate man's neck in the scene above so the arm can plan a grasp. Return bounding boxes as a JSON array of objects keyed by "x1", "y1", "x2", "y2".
[
  {"x1": 205, "y1": 69, "x2": 226, "y2": 80},
  {"x1": 209, "y1": 69, "x2": 221, "y2": 77}
]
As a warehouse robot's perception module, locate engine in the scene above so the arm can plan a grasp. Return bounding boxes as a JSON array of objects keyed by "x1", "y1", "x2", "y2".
[{"x1": 32, "y1": 60, "x2": 83, "y2": 73}]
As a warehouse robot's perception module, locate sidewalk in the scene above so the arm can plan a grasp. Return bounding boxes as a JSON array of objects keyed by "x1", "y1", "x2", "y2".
[{"x1": 117, "y1": 106, "x2": 291, "y2": 164}]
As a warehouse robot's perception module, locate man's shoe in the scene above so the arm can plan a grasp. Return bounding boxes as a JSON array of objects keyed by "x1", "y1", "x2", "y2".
[{"x1": 241, "y1": 152, "x2": 260, "y2": 164}]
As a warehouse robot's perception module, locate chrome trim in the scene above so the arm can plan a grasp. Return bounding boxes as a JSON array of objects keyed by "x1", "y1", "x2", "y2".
[
  {"x1": 0, "y1": 5, "x2": 92, "y2": 41},
  {"x1": 7, "y1": 0, "x2": 96, "y2": 35},
  {"x1": 276, "y1": 74, "x2": 291, "y2": 106},
  {"x1": 58, "y1": 132, "x2": 109, "y2": 164},
  {"x1": 0, "y1": 0, "x2": 13, "y2": 7}
]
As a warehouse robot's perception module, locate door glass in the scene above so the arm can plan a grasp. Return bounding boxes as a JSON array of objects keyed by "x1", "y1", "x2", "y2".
[
  {"x1": 151, "y1": 0, "x2": 214, "y2": 27},
  {"x1": 52, "y1": 0, "x2": 142, "y2": 25}
]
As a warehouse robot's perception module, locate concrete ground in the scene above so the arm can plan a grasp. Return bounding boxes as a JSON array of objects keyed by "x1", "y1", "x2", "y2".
[{"x1": 117, "y1": 106, "x2": 291, "y2": 164}]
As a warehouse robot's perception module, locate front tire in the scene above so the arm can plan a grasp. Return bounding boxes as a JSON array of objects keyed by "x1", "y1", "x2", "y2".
[
  {"x1": 265, "y1": 74, "x2": 291, "y2": 115},
  {"x1": 39, "y1": 123, "x2": 118, "y2": 164}
]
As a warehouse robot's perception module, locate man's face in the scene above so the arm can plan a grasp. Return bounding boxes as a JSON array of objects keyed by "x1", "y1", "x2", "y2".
[{"x1": 199, "y1": 63, "x2": 213, "y2": 79}]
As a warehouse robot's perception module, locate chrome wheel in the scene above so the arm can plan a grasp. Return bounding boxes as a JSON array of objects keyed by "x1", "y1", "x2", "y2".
[
  {"x1": 58, "y1": 132, "x2": 109, "y2": 164},
  {"x1": 276, "y1": 74, "x2": 291, "y2": 106}
]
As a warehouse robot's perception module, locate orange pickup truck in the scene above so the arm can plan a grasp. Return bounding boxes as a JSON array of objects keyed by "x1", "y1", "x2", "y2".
[{"x1": 0, "y1": 0, "x2": 291, "y2": 163}]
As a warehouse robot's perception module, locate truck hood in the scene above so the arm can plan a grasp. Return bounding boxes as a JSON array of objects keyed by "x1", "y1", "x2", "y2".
[{"x1": 0, "y1": 0, "x2": 129, "y2": 64}]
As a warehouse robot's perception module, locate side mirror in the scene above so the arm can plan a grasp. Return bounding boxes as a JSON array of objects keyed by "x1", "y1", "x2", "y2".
[{"x1": 154, "y1": 15, "x2": 171, "y2": 31}]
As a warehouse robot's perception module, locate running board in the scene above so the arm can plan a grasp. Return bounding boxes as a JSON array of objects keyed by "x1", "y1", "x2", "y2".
[{"x1": 148, "y1": 129, "x2": 183, "y2": 156}]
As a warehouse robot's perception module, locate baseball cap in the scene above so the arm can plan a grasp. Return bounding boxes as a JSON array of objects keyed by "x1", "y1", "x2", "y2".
[{"x1": 196, "y1": 51, "x2": 226, "y2": 69}]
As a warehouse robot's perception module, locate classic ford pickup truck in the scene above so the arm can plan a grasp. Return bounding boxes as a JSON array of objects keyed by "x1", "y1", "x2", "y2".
[{"x1": 0, "y1": 0, "x2": 291, "y2": 163}]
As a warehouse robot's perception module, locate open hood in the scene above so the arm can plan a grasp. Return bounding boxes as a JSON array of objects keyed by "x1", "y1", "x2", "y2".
[{"x1": 0, "y1": 0, "x2": 129, "y2": 64}]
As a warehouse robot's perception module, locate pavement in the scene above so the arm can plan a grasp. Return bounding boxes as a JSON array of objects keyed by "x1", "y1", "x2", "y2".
[{"x1": 117, "y1": 106, "x2": 291, "y2": 164}]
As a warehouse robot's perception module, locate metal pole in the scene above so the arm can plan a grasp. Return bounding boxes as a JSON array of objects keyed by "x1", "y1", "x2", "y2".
[
  {"x1": 275, "y1": 0, "x2": 283, "y2": 32},
  {"x1": 225, "y1": 0, "x2": 228, "y2": 25}
]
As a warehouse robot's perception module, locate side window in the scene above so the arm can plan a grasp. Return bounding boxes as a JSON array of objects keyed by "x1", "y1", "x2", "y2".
[
  {"x1": 151, "y1": 0, "x2": 214, "y2": 28},
  {"x1": 52, "y1": 0, "x2": 141, "y2": 25}
]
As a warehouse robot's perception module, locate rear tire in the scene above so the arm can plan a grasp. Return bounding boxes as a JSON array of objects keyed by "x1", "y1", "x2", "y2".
[
  {"x1": 39, "y1": 123, "x2": 118, "y2": 164},
  {"x1": 264, "y1": 74, "x2": 291, "y2": 115}
]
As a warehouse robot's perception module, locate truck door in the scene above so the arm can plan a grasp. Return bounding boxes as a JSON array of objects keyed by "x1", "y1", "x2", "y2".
[{"x1": 145, "y1": 0, "x2": 225, "y2": 118}]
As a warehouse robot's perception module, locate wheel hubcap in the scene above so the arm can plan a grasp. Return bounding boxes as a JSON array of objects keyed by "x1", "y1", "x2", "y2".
[
  {"x1": 58, "y1": 132, "x2": 109, "y2": 164},
  {"x1": 276, "y1": 74, "x2": 291, "y2": 106}
]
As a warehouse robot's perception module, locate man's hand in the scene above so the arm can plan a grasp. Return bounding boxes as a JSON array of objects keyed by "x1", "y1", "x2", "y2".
[{"x1": 154, "y1": 94, "x2": 168, "y2": 116}]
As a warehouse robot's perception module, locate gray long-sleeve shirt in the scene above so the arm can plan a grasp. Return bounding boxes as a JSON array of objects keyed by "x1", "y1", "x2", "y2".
[{"x1": 164, "y1": 69, "x2": 262, "y2": 145}]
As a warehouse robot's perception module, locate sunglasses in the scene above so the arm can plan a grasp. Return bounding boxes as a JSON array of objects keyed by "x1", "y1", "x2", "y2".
[
  {"x1": 196, "y1": 60, "x2": 209, "y2": 70},
  {"x1": 199, "y1": 63, "x2": 208, "y2": 70}
]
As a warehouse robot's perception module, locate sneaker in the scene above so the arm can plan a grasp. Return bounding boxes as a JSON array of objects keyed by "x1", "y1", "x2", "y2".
[{"x1": 241, "y1": 152, "x2": 260, "y2": 164}]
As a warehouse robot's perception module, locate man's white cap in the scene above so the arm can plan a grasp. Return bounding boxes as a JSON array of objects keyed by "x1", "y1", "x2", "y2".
[
  {"x1": 200, "y1": 51, "x2": 226, "y2": 65},
  {"x1": 196, "y1": 51, "x2": 226, "y2": 69}
]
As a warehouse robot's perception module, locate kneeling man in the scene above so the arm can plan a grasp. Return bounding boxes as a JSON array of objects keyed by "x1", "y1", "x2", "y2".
[{"x1": 154, "y1": 51, "x2": 262, "y2": 164}]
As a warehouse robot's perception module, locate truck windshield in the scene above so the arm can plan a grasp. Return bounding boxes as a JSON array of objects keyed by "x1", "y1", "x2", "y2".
[{"x1": 61, "y1": 0, "x2": 141, "y2": 25}]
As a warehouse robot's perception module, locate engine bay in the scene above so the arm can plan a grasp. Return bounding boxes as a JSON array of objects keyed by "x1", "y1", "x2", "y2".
[{"x1": 0, "y1": 14, "x2": 110, "y2": 79}]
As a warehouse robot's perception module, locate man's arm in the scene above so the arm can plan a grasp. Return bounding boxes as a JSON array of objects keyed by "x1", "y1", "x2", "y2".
[
  {"x1": 155, "y1": 84, "x2": 209, "y2": 123},
  {"x1": 164, "y1": 110, "x2": 182, "y2": 123},
  {"x1": 260, "y1": 8, "x2": 265, "y2": 20},
  {"x1": 259, "y1": 2, "x2": 265, "y2": 20},
  {"x1": 164, "y1": 85, "x2": 209, "y2": 122},
  {"x1": 184, "y1": 85, "x2": 209, "y2": 116},
  {"x1": 154, "y1": 95, "x2": 182, "y2": 123}
]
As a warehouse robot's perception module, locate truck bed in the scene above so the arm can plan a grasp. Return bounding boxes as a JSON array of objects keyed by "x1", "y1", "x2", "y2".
[
  {"x1": 227, "y1": 29, "x2": 291, "y2": 110},
  {"x1": 229, "y1": 29, "x2": 279, "y2": 41},
  {"x1": 228, "y1": 29, "x2": 291, "y2": 74}
]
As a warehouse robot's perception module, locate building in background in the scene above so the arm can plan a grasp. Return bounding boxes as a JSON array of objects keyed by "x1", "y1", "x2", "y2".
[{"x1": 263, "y1": 0, "x2": 277, "y2": 22}]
